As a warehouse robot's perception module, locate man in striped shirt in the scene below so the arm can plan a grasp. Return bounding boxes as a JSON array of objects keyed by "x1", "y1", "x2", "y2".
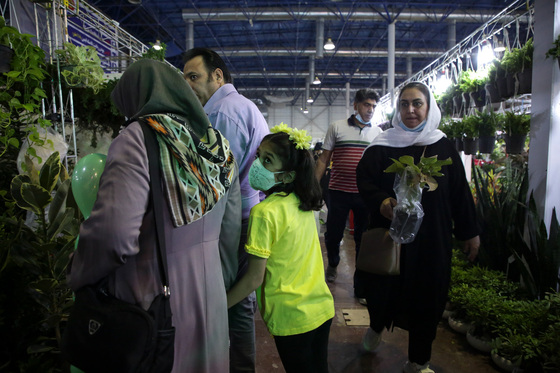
[{"x1": 315, "y1": 89, "x2": 382, "y2": 303}]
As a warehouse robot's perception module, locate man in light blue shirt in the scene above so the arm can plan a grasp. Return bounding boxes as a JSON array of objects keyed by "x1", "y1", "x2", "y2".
[{"x1": 184, "y1": 47, "x2": 269, "y2": 373}]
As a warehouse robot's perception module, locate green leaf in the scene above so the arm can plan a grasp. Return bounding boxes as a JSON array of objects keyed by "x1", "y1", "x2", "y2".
[
  {"x1": 21, "y1": 183, "x2": 52, "y2": 212},
  {"x1": 39, "y1": 152, "x2": 61, "y2": 193},
  {"x1": 10, "y1": 174, "x2": 34, "y2": 211},
  {"x1": 398, "y1": 155, "x2": 416, "y2": 167},
  {"x1": 47, "y1": 178, "x2": 70, "y2": 226}
]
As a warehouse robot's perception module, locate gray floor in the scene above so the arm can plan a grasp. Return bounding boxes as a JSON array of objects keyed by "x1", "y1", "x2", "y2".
[{"x1": 254, "y1": 223, "x2": 501, "y2": 373}]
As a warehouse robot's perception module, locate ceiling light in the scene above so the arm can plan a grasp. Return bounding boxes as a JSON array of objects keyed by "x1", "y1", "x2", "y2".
[
  {"x1": 494, "y1": 41, "x2": 506, "y2": 53},
  {"x1": 312, "y1": 76, "x2": 321, "y2": 85},
  {"x1": 323, "y1": 38, "x2": 335, "y2": 51},
  {"x1": 307, "y1": 96, "x2": 314, "y2": 103},
  {"x1": 128, "y1": 0, "x2": 142, "y2": 4},
  {"x1": 303, "y1": 108, "x2": 309, "y2": 114},
  {"x1": 152, "y1": 40, "x2": 162, "y2": 50}
]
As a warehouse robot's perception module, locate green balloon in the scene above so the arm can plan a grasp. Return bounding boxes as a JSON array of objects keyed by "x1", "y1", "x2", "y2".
[{"x1": 72, "y1": 153, "x2": 107, "y2": 219}]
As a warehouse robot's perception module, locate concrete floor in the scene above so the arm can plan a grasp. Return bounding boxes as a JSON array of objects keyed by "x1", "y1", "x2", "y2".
[{"x1": 254, "y1": 223, "x2": 501, "y2": 373}]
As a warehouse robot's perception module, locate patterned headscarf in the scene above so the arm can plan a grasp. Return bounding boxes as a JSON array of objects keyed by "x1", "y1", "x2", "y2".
[{"x1": 111, "y1": 59, "x2": 235, "y2": 226}]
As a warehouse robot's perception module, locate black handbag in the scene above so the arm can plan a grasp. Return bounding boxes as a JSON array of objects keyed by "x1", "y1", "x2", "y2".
[{"x1": 61, "y1": 122, "x2": 175, "y2": 373}]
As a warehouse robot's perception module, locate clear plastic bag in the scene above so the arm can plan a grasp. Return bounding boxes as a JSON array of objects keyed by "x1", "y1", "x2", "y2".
[{"x1": 389, "y1": 169, "x2": 425, "y2": 244}]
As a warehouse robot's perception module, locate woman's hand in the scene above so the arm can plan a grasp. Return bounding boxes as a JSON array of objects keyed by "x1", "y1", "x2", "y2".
[
  {"x1": 380, "y1": 197, "x2": 397, "y2": 220},
  {"x1": 463, "y1": 236, "x2": 480, "y2": 262}
]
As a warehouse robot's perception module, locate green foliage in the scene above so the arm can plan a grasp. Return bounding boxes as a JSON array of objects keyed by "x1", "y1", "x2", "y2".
[
  {"x1": 458, "y1": 69, "x2": 488, "y2": 93},
  {"x1": 55, "y1": 42, "x2": 105, "y2": 93},
  {"x1": 384, "y1": 152, "x2": 452, "y2": 192},
  {"x1": 0, "y1": 16, "x2": 53, "y2": 160},
  {"x1": 502, "y1": 111, "x2": 531, "y2": 136},
  {"x1": 141, "y1": 41, "x2": 167, "y2": 61},
  {"x1": 461, "y1": 113, "x2": 482, "y2": 139},
  {"x1": 501, "y1": 38, "x2": 534, "y2": 74},
  {"x1": 545, "y1": 34, "x2": 560, "y2": 59},
  {"x1": 0, "y1": 152, "x2": 80, "y2": 371},
  {"x1": 477, "y1": 111, "x2": 503, "y2": 137}
]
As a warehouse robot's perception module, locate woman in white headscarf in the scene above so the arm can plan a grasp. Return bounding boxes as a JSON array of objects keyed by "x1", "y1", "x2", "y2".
[{"x1": 356, "y1": 82, "x2": 480, "y2": 373}]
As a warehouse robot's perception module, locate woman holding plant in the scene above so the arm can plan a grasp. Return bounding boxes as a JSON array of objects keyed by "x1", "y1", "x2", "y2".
[{"x1": 356, "y1": 82, "x2": 480, "y2": 373}]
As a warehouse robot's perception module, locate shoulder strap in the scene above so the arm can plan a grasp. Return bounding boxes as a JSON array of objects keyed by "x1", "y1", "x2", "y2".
[{"x1": 139, "y1": 121, "x2": 170, "y2": 294}]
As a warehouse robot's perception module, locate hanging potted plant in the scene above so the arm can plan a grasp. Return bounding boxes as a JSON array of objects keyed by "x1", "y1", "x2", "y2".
[
  {"x1": 461, "y1": 114, "x2": 480, "y2": 155},
  {"x1": 0, "y1": 17, "x2": 15, "y2": 73},
  {"x1": 516, "y1": 38, "x2": 533, "y2": 95},
  {"x1": 485, "y1": 60, "x2": 502, "y2": 104},
  {"x1": 501, "y1": 111, "x2": 530, "y2": 154},
  {"x1": 54, "y1": 42, "x2": 105, "y2": 93},
  {"x1": 545, "y1": 34, "x2": 560, "y2": 70},
  {"x1": 476, "y1": 111, "x2": 501, "y2": 154}
]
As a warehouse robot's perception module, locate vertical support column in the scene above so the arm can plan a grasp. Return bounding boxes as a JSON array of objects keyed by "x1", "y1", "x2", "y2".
[
  {"x1": 406, "y1": 57, "x2": 412, "y2": 78},
  {"x1": 527, "y1": 0, "x2": 560, "y2": 230},
  {"x1": 447, "y1": 19, "x2": 456, "y2": 51},
  {"x1": 316, "y1": 18, "x2": 324, "y2": 59},
  {"x1": 388, "y1": 21, "x2": 396, "y2": 106},
  {"x1": 186, "y1": 18, "x2": 194, "y2": 51},
  {"x1": 345, "y1": 82, "x2": 351, "y2": 118}
]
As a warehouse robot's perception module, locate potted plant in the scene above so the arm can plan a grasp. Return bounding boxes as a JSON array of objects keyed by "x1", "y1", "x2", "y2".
[
  {"x1": 501, "y1": 111, "x2": 530, "y2": 154},
  {"x1": 0, "y1": 17, "x2": 14, "y2": 73},
  {"x1": 501, "y1": 39, "x2": 533, "y2": 96},
  {"x1": 476, "y1": 111, "x2": 502, "y2": 153},
  {"x1": 485, "y1": 60, "x2": 503, "y2": 103},
  {"x1": 460, "y1": 114, "x2": 480, "y2": 155},
  {"x1": 545, "y1": 34, "x2": 560, "y2": 69},
  {"x1": 54, "y1": 42, "x2": 105, "y2": 93}
]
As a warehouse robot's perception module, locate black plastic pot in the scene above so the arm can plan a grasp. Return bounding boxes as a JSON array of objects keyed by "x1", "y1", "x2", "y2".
[
  {"x1": 454, "y1": 138, "x2": 464, "y2": 153},
  {"x1": 516, "y1": 70, "x2": 532, "y2": 95},
  {"x1": 504, "y1": 134, "x2": 527, "y2": 154},
  {"x1": 463, "y1": 138, "x2": 479, "y2": 155},
  {"x1": 0, "y1": 44, "x2": 14, "y2": 73},
  {"x1": 485, "y1": 83, "x2": 501, "y2": 104},
  {"x1": 478, "y1": 136, "x2": 496, "y2": 154}
]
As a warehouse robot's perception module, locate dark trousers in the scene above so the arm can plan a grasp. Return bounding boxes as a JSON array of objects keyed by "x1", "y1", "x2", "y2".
[
  {"x1": 273, "y1": 318, "x2": 332, "y2": 373},
  {"x1": 324, "y1": 190, "x2": 369, "y2": 296}
]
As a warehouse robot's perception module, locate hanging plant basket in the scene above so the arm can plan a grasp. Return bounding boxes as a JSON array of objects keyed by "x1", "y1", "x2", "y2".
[
  {"x1": 463, "y1": 138, "x2": 479, "y2": 155},
  {"x1": 0, "y1": 44, "x2": 14, "y2": 73},
  {"x1": 478, "y1": 136, "x2": 496, "y2": 154},
  {"x1": 497, "y1": 75, "x2": 515, "y2": 100},
  {"x1": 469, "y1": 88, "x2": 486, "y2": 108},
  {"x1": 485, "y1": 83, "x2": 501, "y2": 104},
  {"x1": 454, "y1": 138, "x2": 464, "y2": 153},
  {"x1": 516, "y1": 70, "x2": 532, "y2": 95},
  {"x1": 504, "y1": 134, "x2": 527, "y2": 154},
  {"x1": 461, "y1": 92, "x2": 471, "y2": 109}
]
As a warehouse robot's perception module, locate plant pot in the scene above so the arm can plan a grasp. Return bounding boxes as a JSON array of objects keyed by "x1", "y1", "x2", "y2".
[
  {"x1": 454, "y1": 138, "x2": 464, "y2": 153},
  {"x1": 497, "y1": 75, "x2": 514, "y2": 99},
  {"x1": 461, "y1": 92, "x2": 471, "y2": 109},
  {"x1": 491, "y1": 351, "x2": 519, "y2": 372},
  {"x1": 463, "y1": 138, "x2": 479, "y2": 155},
  {"x1": 478, "y1": 136, "x2": 496, "y2": 154},
  {"x1": 452, "y1": 96, "x2": 462, "y2": 113},
  {"x1": 516, "y1": 70, "x2": 532, "y2": 95},
  {"x1": 448, "y1": 314, "x2": 472, "y2": 334},
  {"x1": 469, "y1": 89, "x2": 486, "y2": 108},
  {"x1": 504, "y1": 134, "x2": 527, "y2": 154},
  {"x1": 485, "y1": 83, "x2": 501, "y2": 104},
  {"x1": 0, "y1": 44, "x2": 14, "y2": 73},
  {"x1": 466, "y1": 329, "x2": 493, "y2": 354}
]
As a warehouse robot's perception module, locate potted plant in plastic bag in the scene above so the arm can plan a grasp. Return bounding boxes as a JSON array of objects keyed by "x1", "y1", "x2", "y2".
[{"x1": 384, "y1": 152, "x2": 452, "y2": 243}]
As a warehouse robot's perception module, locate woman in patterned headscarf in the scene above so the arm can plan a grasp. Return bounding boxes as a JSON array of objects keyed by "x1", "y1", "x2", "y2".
[
  {"x1": 356, "y1": 82, "x2": 480, "y2": 373},
  {"x1": 68, "y1": 59, "x2": 241, "y2": 372}
]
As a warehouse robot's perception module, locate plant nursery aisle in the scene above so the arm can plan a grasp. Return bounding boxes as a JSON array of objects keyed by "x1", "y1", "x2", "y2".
[{"x1": 254, "y1": 225, "x2": 500, "y2": 373}]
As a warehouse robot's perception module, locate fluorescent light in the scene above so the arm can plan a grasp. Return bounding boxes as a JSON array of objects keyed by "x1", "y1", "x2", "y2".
[
  {"x1": 307, "y1": 96, "x2": 314, "y2": 103},
  {"x1": 303, "y1": 107, "x2": 309, "y2": 114},
  {"x1": 324, "y1": 38, "x2": 335, "y2": 51},
  {"x1": 312, "y1": 76, "x2": 321, "y2": 85}
]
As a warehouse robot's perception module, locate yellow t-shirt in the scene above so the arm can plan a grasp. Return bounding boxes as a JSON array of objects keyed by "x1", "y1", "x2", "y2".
[{"x1": 245, "y1": 192, "x2": 335, "y2": 336}]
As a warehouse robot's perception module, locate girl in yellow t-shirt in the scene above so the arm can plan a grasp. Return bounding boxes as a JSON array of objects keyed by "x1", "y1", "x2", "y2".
[{"x1": 227, "y1": 124, "x2": 334, "y2": 373}]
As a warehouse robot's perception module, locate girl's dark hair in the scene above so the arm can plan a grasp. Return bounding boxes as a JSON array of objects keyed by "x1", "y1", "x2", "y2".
[{"x1": 262, "y1": 132, "x2": 323, "y2": 211}]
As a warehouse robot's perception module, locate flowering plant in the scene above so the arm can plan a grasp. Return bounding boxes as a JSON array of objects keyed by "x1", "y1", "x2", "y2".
[{"x1": 270, "y1": 122, "x2": 312, "y2": 150}]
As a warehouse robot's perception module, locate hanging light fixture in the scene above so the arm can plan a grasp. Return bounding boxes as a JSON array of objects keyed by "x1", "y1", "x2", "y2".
[
  {"x1": 128, "y1": 0, "x2": 142, "y2": 4},
  {"x1": 152, "y1": 40, "x2": 162, "y2": 50},
  {"x1": 323, "y1": 38, "x2": 335, "y2": 51},
  {"x1": 307, "y1": 96, "x2": 314, "y2": 103},
  {"x1": 303, "y1": 107, "x2": 309, "y2": 114},
  {"x1": 312, "y1": 76, "x2": 321, "y2": 85}
]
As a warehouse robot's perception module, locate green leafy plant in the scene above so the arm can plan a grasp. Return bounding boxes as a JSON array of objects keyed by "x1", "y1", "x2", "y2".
[
  {"x1": 384, "y1": 152, "x2": 452, "y2": 192},
  {"x1": 458, "y1": 69, "x2": 487, "y2": 94},
  {"x1": 55, "y1": 42, "x2": 105, "y2": 93},
  {"x1": 545, "y1": 34, "x2": 560, "y2": 59},
  {"x1": 477, "y1": 110, "x2": 503, "y2": 137},
  {"x1": 501, "y1": 38, "x2": 533, "y2": 74},
  {"x1": 460, "y1": 114, "x2": 481, "y2": 139},
  {"x1": 0, "y1": 151, "x2": 80, "y2": 371},
  {"x1": 141, "y1": 41, "x2": 167, "y2": 61},
  {"x1": 502, "y1": 111, "x2": 531, "y2": 136}
]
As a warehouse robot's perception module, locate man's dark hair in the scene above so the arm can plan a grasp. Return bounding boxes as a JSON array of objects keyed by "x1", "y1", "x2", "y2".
[
  {"x1": 354, "y1": 89, "x2": 380, "y2": 104},
  {"x1": 183, "y1": 47, "x2": 232, "y2": 84}
]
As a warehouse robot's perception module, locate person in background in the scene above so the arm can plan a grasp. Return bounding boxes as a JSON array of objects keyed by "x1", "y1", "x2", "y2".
[
  {"x1": 67, "y1": 59, "x2": 242, "y2": 372},
  {"x1": 314, "y1": 89, "x2": 382, "y2": 304},
  {"x1": 356, "y1": 81, "x2": 480, "y2": 373},
  {"x1": 227, "y1": 125, "x2": 335, "y2": 373},
  {"x1": 183, "y1": 47, "x2": 269, "y2": 373}
]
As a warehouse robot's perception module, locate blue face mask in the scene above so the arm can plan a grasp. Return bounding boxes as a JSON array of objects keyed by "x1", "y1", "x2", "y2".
[
  {"x1": 248, "y1": 158, "x2": 283, "y2": 191},
  {"x1": 398, "y1": 119, "x2": 427, "y2": 132},
  {"x1": 355, "y1": 113, "x2": 371, "y2": 125}
]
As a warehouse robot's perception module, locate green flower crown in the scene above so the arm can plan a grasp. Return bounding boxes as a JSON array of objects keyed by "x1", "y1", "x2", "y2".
[{"x1": 270, "y1": 122, "x2": 312, "y2": 150}]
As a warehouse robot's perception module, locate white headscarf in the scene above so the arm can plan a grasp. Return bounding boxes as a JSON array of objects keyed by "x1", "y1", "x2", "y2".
[{"x1": 369, "y1": 82, "x2": 445, "y2": 148}]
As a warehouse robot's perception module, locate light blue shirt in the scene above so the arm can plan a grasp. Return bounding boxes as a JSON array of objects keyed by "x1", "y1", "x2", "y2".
[{"x1": 204, "y1": 84, "x2": 269, "y2": 219}]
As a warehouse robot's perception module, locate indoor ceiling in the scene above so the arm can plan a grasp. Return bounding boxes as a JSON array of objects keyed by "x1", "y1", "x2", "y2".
[{"x1": 86, "y1": 0, "x2": 530, "y2": 103}]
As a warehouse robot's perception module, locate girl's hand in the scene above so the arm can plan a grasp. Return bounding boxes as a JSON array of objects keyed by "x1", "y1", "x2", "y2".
[{"x1": 380, "y1": 197, "x2": 397, "y2": 220}]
